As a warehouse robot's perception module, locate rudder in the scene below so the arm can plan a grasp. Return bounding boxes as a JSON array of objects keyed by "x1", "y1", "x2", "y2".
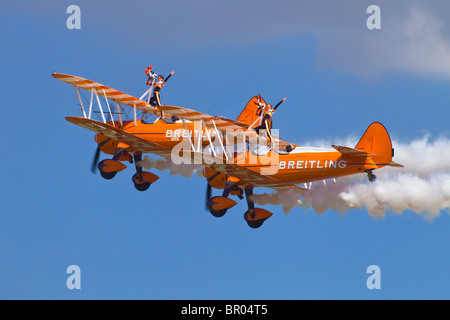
[
  {"x1": 236, "y1": 95, "x2": 267, "y2": 127},
  {"x1": 355, "y1": 122, "x2": 393, "y2": 166}
]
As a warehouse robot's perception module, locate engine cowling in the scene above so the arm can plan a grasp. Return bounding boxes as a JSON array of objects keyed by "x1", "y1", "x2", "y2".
[
  {"x1": 201, "y1": 167, "x2": 228, "y2": 189},
  {"x1": 95, "y1": 134, "x2": 117, "y2": 155},
  {"x1": 201, "y1": 167, "x2": 244, "y2": 197}
]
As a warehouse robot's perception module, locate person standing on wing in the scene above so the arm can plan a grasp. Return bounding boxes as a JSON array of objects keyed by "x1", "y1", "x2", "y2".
[
  {"x1": 254, "y1": 97, "x2": 287, "y2": 149},
  {"x1": 150, "y1": 70, "x2": 175, "y2": 118},
  {"x1": 255, "y1": 97, "x2": 286, "y2": 134}
]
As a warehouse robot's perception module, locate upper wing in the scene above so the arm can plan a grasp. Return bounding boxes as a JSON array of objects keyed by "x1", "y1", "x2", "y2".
[
  {"x1": 66, "y1": 116, "x2": 171, "y2": 156},
  {"x1": 53, "y1": 72, "x2": 159, "y2": 115},
  {"x1": 159, "y1": 105, "x2": 248, "y2": 132}
]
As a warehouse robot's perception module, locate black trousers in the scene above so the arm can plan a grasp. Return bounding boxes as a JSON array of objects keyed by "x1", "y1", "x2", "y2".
[{"x1": 149, "y1": 95, "x2": 160, "y2": 107}]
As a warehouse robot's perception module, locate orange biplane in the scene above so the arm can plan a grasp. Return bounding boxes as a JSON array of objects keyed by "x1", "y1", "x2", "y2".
[{"x1": 53, "y1": 72, "x2": 403, "y2": 228}]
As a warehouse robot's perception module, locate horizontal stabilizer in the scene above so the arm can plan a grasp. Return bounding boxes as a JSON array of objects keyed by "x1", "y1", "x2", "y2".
[
  {"x1": 332, "y1": 145, "x2": 373, "y2": 157},
  {"x1": 272, "y1": 185, "x2": 308, "y2": 192},
  {"x1": 388, "y1": 161, "x2": 404, "y2": 168}
]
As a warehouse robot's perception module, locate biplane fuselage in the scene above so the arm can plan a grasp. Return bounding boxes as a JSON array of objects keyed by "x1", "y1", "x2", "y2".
[{"x1": 84, "y1": 117, "x2": 391, "y2": 188}]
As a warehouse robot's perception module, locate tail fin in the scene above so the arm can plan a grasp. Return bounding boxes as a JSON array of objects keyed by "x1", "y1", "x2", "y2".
[
  {"x1": 236, "y1": 95, "x2": 267, "y2": 127},
  {"x1": 355, "y1": 122, "x2": 394, "y2": 166}
]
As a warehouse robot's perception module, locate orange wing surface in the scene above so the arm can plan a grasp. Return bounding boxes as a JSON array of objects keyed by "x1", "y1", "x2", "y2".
[
  {"x1": 53, "y1": 73, "x2": 159, "y2": 115},
  {"x1": 66, "y1": 117, "x2": 170, "y2": 156},
  {"x1": 158, "y1": 105, "x2": 248, "y2": 132},
  {"x1": 190, "y1": 151, "x2": 286, "y2": 188}
]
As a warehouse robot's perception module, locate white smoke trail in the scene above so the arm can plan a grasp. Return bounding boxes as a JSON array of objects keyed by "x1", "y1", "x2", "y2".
[
  {"x1": 137, "y1": 155, "x2": 200, "y2": 178},
  {"x1": 251, "y1": 136, "x2": 450, "y2": 220}
]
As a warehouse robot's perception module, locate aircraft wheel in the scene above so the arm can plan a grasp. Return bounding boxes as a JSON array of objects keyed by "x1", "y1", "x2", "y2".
[
  {"x1": 206, "y1": 199, "x2": 227, "y2": 217},
  {"x1": 209, "y1": 208, "x2": 227, "y2": 218},
  {"x1": 206, "y1": 196, "x2": 237, "y2": 218},
  {"x1": 243, "y1": 210, "x2": 265, "y2": 229},
  {"x1": 100, "y1": 170, "x2": 117, "y2": 180},
  {"x1": 132, "y1": 173, "x2": 151, "y2": 191}
]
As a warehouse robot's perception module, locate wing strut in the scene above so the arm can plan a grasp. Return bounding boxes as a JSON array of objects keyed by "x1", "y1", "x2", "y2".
[
  {"x1": 88, "y1": 87, "x2": 94, "y2": 119},
  {"x1": 181, "y1": 118, "x2": 196, "y2": 151},
  {"x1": 201, "y1": 119, "x2": 217, "y2": 157},
  {"x1": 211, "y1": 119, "x2": 229, "y2": 161},
  {"x1": 133, "y1": 102, "x2": 137, "y2": 126},
  {"x1": 102, "y1": 88, "x2": 115, "y2": 126},
  {"x1": 115, "y1": 101, "x2": 123, "y2": 127},
  {"x1": 75, "y1": 87, "x2": 87, "y2": 118},
  {"x1": 94, "y1": 90, "x2": 106, "y2": 123}
]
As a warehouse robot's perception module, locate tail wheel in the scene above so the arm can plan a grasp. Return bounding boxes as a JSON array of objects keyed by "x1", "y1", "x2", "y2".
[
  {"x1": 366, "y1": 170, "x2": 377, "y2": 183},
  {"x1": 243, "y1": 210, "x2": 265, "y2": 229}
]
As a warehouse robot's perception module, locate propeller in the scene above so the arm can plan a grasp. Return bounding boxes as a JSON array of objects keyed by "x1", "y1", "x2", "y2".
[
  {"x1": 89, "y1": 108, "x2": 115, "y2": 174},
  {"x1": 90, "y1": 137, "x2": 112, "y2": 174},
  {"x1": 91, "y1": 146, "x2": 101, "y2": 174}
]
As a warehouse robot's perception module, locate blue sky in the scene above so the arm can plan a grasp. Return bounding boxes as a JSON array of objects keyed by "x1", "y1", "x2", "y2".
[{"x1": 1, "y1": 0, "x2": 450, "y2": 299}]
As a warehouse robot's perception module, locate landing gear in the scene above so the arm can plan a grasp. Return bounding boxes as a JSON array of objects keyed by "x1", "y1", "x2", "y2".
[
  {"x1": 205, "y1": 184, "x2": 273, "y2": 228},
  {"x1": 93, "y1": 147, "x2": 159, "y2": 190},
  {"x1": 244, "y1": 211, "x2": 265, "y2": 229},
  {"x1": 243, "y1": 187, "x2": 258, "y2": 228},
  {"x1": 366, "y1": 169, "x2": 377, "y2": 183},
  {"x1": 206, "y1": 180, "x2": 238, "y2": 217},
  {"x1": 242, "y1": 187, "x2": 273, "y2": 229},
  {"x1": 132, "y1": 173, "x2": 150, "y2": 191},
  {"x1": 98, "y1": 159, "x2": 127, "y2": 180},
  {"x1": 97, "y1": 147, "x2": 132, "y2": 180},
  {"x1": 132, "y1": 153, "x2": 159, "y2": 191},
  {"x1": 206, "y1": 202, "x2": 228, "y2": 218}
]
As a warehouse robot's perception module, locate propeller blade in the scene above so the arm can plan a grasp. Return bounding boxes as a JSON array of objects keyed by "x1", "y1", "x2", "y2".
[
  {"x1": 91, "y1": 137, "x2": 112, "y2": 174},
  {"x1": 91, "y1": 147, "x2": 101, "y2": 174}
]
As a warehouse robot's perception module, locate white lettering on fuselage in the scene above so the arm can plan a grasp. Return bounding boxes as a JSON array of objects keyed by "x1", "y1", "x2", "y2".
[
  {"x1": 279, "y1": 160, "x2": 346, "y2": 170},
  {"x1": 166, "y1": 129, "x2": 214, "y2": 139}
]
